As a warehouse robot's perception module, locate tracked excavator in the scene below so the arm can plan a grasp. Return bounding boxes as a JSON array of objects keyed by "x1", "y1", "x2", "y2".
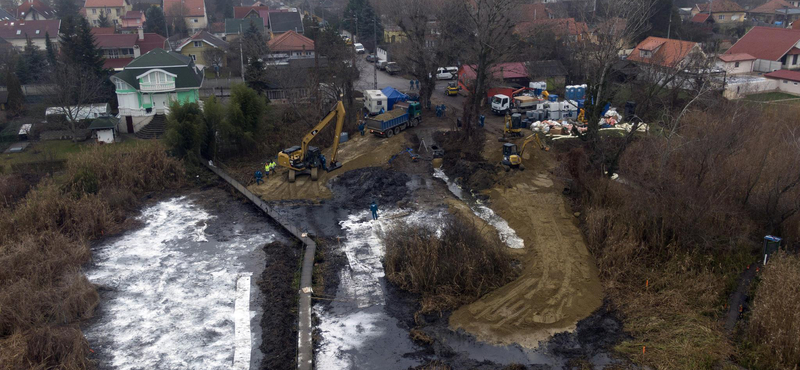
[
  {"x1": 501, "y1": 133, "x2": 549, "y2": 171},
  {"x1": 277, "y1": 100, "x2": 346, "y2": 183}
]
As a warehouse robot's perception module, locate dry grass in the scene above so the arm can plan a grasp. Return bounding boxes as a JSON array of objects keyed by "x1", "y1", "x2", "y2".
[
  {"x1": 383, "y1": 215, "x2": 519, "y2": 313},
  {"x1": 0, "y1": 141, "x2": 183, "y2": 369},
  {"x1": 743, "y1": 253, "x2": 800, "y2": 369},
  {"x1": 559, "y1": 100, "x2": 800, "y2": 368}
]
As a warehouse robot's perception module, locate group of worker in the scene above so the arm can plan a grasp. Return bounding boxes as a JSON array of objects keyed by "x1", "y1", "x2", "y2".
[
  {"x1": 255, "y1": 160, "x2": 277, "y2": 184},
  {"x1": 435, "y1": 104, "x2": 448, "y2": 118},
  {"x1": 409, "y1": 79, "x2": 420, "y2": 91}
]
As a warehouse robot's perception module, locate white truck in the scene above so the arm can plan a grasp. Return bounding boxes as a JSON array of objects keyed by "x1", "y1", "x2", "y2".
[
  {"x1": 491, "y1": 95, "x2": 539, "y2": 115},
  {"x1": 363, "y1": 90, "x2": 388, "y2": 115}
]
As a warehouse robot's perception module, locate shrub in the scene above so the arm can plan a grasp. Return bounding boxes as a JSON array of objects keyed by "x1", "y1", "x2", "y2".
[
  {"x1": 745, "y1": 253, "x2": 800, "y2": 369},
  {"x1": 383, "y1": 215, "x2": 519, "y2": 313}
]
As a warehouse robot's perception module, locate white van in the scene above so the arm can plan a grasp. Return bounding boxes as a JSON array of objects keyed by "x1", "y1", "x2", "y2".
[
  {"x1": 436, "y1": 67, "x2": 458, "y2": 80},
  {"x1": 354, "y1": 43, "x2": 365, "y2": 54},
  {"x1": 363, "y1": 89, "x2": 388, "y2": 114}
]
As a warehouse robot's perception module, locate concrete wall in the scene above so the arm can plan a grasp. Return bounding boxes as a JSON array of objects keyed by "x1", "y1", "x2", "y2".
[{"x1": 724, "y1": 78, "x2": 777, "y2": 99}]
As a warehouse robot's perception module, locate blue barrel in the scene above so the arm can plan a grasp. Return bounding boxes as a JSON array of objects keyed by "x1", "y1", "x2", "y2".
[
  {"x1": 339, "y1": 132, "x2": 349, "y2": 143},
  {"x1": 549, "y1": 94, "x2": 558, "y2": 102},
  {"x1": 577, "y1": 99, "x2": 585, "y2": 108}
]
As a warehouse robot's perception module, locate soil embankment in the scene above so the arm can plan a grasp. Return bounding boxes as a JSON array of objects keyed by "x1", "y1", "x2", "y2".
[{"x1": 445, "y1": 133, "x2": 604, "y2": 348}]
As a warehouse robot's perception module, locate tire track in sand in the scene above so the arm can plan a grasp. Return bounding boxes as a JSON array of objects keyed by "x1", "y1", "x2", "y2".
[{"x1": 449, "y1": 172, "x2": 603, "y2": 349}]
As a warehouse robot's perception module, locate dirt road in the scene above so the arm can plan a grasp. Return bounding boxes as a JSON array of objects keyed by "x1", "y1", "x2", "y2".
[{"x1": 449, "y1": 125, "x2": 604, "y2": 348}]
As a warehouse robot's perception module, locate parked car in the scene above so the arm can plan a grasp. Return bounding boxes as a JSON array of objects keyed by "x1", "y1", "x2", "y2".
[
  {"x1": 436, "y1": 67, "x2": 459, "y2": 80},
  {"x1": 386, "y1": 62, "x2": 402, "y2": 75},
  {"x1": 354, "y1": 43, "x2": 365, "y2": 54},
  {"x1": 366, "y1": 54, "x2": 378, "y2": 62},
  {"x1": 377, "y1": 60, "x2": 388, "y2": 70}
]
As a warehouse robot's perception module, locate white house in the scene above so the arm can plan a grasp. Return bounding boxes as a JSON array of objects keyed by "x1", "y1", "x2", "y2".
[
  {"x1": 716, "y1": 53, "x2": 756, "y2": 75},
  {"x1": 765, "y1": 69, "x2": 800, "y2": 95}
]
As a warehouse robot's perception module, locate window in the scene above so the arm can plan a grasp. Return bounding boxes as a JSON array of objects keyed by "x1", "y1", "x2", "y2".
[
  {"x1": 35, "y1": 30, "x2": 39, "y2": 34},
  {"x1": 137, "y1": 19, "x2": 141, "y2": 24},
  {"x1": 115, "y1": 80, "x2": 129, "y2": 90},
  {"x1": 190, "y1": 54, "x2": 197, "y2": 61},
  {"x1": 794, "y1": 55, "x2": 798, "y2": 65},
  {"x1": 783, "y1": 80, "x2": 788, "y2": 84},
  {"x1": 795, "y1": 82, "x2": 799, "y2": 85},
  {"x1": 193, "y1": 41, "x2": 202, "y2": 47},
  {"x1": 718, "y1": 15, "x2": 725, "y2": 20},
  {"x1": 15, "y1": 30, "x2": 20, "y2": 35},
  {"x1": 734, "y1": 62, "x2": 740, "y2": 68},
  {"x1": 92, "y1": 8, "x2": 96, "y2": 14},
  {"x1": 193, "y1": 18, "x2": 198, "y2": 23},
  {"x1": 639, "y1": 50, "x2": 652, "y2": 58},
  {"x1": 116, "y1": 8, "x2": 120, "y2": 15}
]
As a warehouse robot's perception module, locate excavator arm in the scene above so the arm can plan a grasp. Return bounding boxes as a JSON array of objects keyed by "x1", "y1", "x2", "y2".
[
  {"x1": 519, "y1": 133, "x2": 549, "y2": 156},
  {"x1": 301, "y1": 100, "x2": 346, "y2": 160}
]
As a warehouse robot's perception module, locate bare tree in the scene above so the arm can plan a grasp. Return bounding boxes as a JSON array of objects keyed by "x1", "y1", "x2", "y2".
[
  {"x1": 45, "y1": 64, "x2": 108, "y2": 142},
  {"x1": 202, "y1": 47, "x2": 226, "y2": 76},
  {"x1": 443, "y1": 0, "x2": 520, "y2": 137}
]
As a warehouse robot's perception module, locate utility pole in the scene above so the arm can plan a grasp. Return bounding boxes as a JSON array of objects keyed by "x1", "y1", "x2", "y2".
[
  {"x1": 239, "y1": 24, "x2": 245, "y2": 83},
  {"x1": 667, "y1": 12, "x2": 672, "y2": 39},
  {"x1": 373, "y1": 17, "x2": 378, "y2": 90}
]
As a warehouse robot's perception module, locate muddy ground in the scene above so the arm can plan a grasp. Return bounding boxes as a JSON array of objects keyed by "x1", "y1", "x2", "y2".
[{"x1": 258, "y1": 241, "x2": 301, "y2": 370}]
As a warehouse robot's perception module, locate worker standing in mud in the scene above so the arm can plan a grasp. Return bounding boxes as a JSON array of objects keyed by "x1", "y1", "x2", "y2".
[
  {"x1": 358, "y1": 120, "x2": 366, "y2": 136},
  {"x1": 370, "y1": 201, "x2": 379, "y2": 220}
]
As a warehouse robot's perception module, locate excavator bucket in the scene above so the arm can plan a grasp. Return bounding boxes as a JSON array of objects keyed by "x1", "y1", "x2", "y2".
[{"x1": 327, "y1": 161, "x2": 343, "y2": 172}]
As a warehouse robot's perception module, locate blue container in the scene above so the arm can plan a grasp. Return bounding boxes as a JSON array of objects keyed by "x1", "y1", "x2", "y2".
[
  {"x1": 549, "y1": 95, "x2": 558, "y2": 102},
  {"x1": 533, "y1": 88, "x2": 542, "y2": 96},
  {"x1": 339, "y1": 132, "x2": 349, "y2": 143},
  {"x1": 576, "y1": 99, "x2": 585, "y2": 108},
  {"x1": 567, "y1": 86, "x2": 576, "y2": 100}
]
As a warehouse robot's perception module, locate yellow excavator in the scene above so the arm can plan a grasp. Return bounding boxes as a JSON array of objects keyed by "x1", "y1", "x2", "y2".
[
  {"x1": 277, "y1": 100, "x2": 345, "y2": 182},
  {"x1": 501, "y1": 133, "x2": 549, "y2": 170}
]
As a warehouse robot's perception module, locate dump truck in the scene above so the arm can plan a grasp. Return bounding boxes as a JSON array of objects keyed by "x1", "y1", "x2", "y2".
[{"x1": 366, "y1": 101, "x2": 422, "y2": 138}]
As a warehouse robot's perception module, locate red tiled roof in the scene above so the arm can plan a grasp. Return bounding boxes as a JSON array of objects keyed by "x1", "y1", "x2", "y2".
[
  {"x1": 103, "y1": 57, "x2": 133, "y2": 70},
  {"x1": 789, "y1": 47, "x2": 800, "y2": 54},
  {"x1": 137, "y1": 33, "x2": 167, "y2": 53},
  {"x1": 516, "y1": 18, "x2": 589, "y2": 37},
  {"x1": 93, "y1": 32, "x2": 165, "y2": 54},
  {"x1": 696, "y1": 0, "x2": 745, "y2": 12},
  {"x1": 519, "y1": 3, "x2": 552, "y2": 20},
  {"x1": 234, "y1": 5, "x2": 269, "y2": 19},
  {"x1": 17, "y1": 0, "x2": 55, "y2": 19},
  {"x1": 0, "y1": 19, "x2": 60, "y2": 39},
  {"x1": 765, "y1": 69, "x2": 800, "y2": 82},
  {"x1": 123, "y1": 10, "x2": 143, "y2": 19},
  {"x1": 725, "y1": 26, "x2": 800, "y2": 61},
  {"x1": 627, "y1": 36, "x2": 700, "y2": 67},
  {"x1": 210, "y1": 21, "x2": 224, "y2": 33},
  {"x1": 718, "y1": 52, "x2": 755, "y2": 62},
  {"x1": 750, "y1": 0, "x2": 797, "y2": 13},
  {"x1": 691, "y1": 13, "x2": 712, "y2": 22},
  {"x1": 91, "y1": 27, "x2": 115, "y2": 35},
  {"x1": 267, "y1": 29, "x2": 313, "y2": 52},
  {"x1": 84, "y1": 0, "x2": 128, "y2": 8},
  {"x1": 460, "y1": 62, "x2": 528, "y2": 80},
  {"x1": 163, "y1": 0, "x2": 205, "y2": 17}
]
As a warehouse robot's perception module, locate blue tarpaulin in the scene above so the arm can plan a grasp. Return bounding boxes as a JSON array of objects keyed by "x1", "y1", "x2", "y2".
[{"x1": 381, "y1": 86, "x2": 409, "y2": 110}]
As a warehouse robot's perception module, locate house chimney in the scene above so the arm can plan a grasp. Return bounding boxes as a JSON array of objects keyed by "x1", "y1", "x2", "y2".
[{"x1": 138, "y1": 27, "x2": 144, "y2": 41}]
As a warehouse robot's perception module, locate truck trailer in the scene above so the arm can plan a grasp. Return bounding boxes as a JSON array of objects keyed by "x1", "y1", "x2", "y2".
[{"x1": 366, "y1": 101, "x2": 422, "y2": 138}]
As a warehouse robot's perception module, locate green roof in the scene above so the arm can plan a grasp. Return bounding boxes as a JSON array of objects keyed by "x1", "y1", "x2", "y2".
[
  {"x1": 225, "y1": 18, "x2": 265, "y2": 35},
  {"x1": 125, "y1": 48, "x2": 194, "y2": 69},
  {"x1": 88, "y1": 117, "x2": 118, "y2": 130},
  {"x1": 111, "y1": 48, "x2": 204, "y2": 90}
]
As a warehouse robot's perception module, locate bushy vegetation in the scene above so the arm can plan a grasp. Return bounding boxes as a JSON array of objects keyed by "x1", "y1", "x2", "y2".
[
  {"x1": 383, "y1": 215, "x2": 519, "y2": 313},
  {"x1": 743, "y1": 253, "x2": 800, "y2": 369},
  {"x1": 562, "y1": 100, "x2": 800, "y2": 368},
  {"x1": 0, "y1": 142, "x2": 183, "y2": 368}
]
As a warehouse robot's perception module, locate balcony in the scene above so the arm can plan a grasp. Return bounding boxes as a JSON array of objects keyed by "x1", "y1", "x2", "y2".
[{"x1": 140, "y1": 81, "x2": 176, "y2": 92}]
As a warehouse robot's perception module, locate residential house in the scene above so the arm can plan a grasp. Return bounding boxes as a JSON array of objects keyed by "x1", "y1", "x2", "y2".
[
  {"x1": 267, "y1": 29, "x2": 313, "y2": 63},
  {"x1": 0, "y1": 19, "x2": 60, "y2": 49},
  {"x1": 267, "y1": 11, "x2": 303, "y2": 38},
  {"x1": 383, "y1": 25, "x2": 405, "y2": 44},
  {"x1": 94, "y1": 27, "x2": 167, "y2": 70},
  {"x1": 0, "y1": 8, "x2": 15, "y2": 21},
  {"x1": 234, "y1": 5, "x2": 271, "y2": 22},
  {"x1": 691, "y1": 0, "x2": 746, "y2": 23},
  {"x1": 725, "y1": 26, "x2": 800, "y2": 71},
  {"x1": 764, "y1": 69, "x2": 800, "y2": 93},
  {"x1": 458, "y1": 62, "x2": 530, "y2": 99},
  {"x1": 91, "y1": 26, "x2": 116, "y2": 35},
  {"x1": 120, "y1": 10, "x2": 146, "y2": 33},
  {"x1": 224, "y1": 17, "x2": 264, "y2": 41},
  {"x1": 210, "y1": 21, "x2": 225, "y2": 38},
  {"x1": 716, "y1": 53, "x2": 756, "y2": 74},
  {"x1": 130, "y1": 0, "x2": 161, "y2": 7},
  {"x1": 626, "y1": 36, "x2": 703, "y2": 68},
  {"x1": 175, "y1": 30, "x2": 228, "y2": 68},
  {"x1": 15, "y1": 0, "x2": 56, "y2": 20},
  {"x1": 690, "y1": 12, "x2": 715, "y2": 24},
  {"x1": 163, "y1": 0, "x2": 207, "y2": 33},
  {"x1": 515, "y1": 18, "x2": 589, "y2": 42},
  {"x1": 111, "y1": 48, "x2": 204, "y2": 133},
  {"x1": 83, "y1": 0, "x2": 133, "y2": 27},
  {"x1": 748, "y1": 0, "x2": 799, "y2": 25}
]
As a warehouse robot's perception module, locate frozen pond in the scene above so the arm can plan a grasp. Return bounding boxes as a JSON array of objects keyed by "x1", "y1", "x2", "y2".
[{"x1": 85, "y1": 195, "x2": 278, "y2": 369}]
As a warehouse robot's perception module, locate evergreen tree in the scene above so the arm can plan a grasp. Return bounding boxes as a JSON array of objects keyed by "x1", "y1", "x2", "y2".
[
  {"x1": 145, "y1": 6, "x2": 167, "y2": 37},
  {"x1": 342, "y1": 0, "x2": 382, "y2": 50},
  {"x1": 45, "y1": 32, "x2": 57, "y2": 67},
  {"x1": 55, "y1": 0, "x2": 79, "y2": 18},
  {"x1": 201, "y1": 96, "x2": 224, "y2": 159},
  {"x1": 5, "y1": 70, "x2": 25, "y2": 115},
  {"x1": 98, "y1": 11, "x2": 111, "y2": 27},
  {"x1": 241, "y1": 21, "x2": 270, "y2": 93},
  {"x1": 59, "y1": 16, "x2": 106, "y2": 76},
  {"x1": 164, "y1": 101, "x2": 205, "y2": 158},
  {"x1": 16, "y1": 36, "x2": 47, "y2": 84}
]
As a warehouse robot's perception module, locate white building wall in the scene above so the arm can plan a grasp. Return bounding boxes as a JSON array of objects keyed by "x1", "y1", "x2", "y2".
[
  {"x1": 776, "y1": 78, "x2": 800, "y2": 95},
  {"x1": 716, "y1": 60, "x2": 754, "y2": 75},
  {"x1": 96, "y1": 129, "x2": 116, "y2": 143},
  {"x1": 723, "y1": 78, "x2": 777, "y2": 99}
]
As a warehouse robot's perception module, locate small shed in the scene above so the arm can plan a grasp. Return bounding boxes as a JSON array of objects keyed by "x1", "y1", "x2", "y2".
[
  {"x1": 18, "y1": 124, "x2": 32, "y2": 141},
  {"x1": 88, "y1": 116, "x2": 118, "y2": 144},
  {"x1": 380, "y1": 86, "x2": 409, "y2": 110}
]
